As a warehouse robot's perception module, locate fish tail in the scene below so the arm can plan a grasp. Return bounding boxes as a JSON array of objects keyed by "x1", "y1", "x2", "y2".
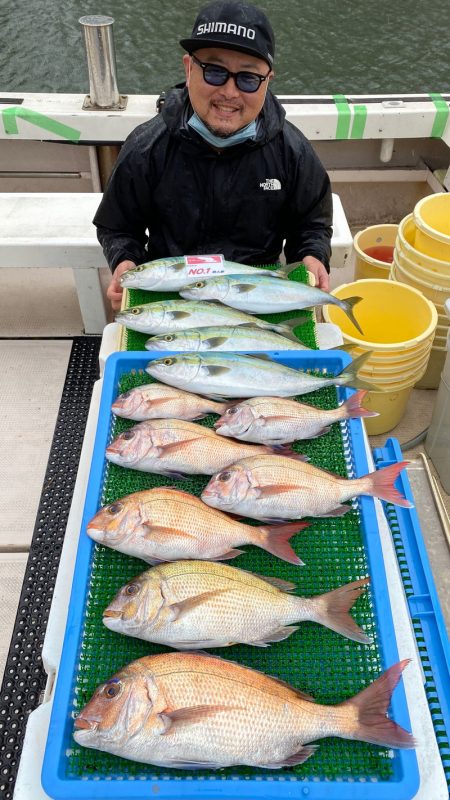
[
  {"x1": 366, "y1": 461, "x2": 413, "y2": 507},
  {"x1": 337, "y1": 351, "x2": 382, "y2": 392},
  {"x1": 340, "y1": 660, "x2": 416, "y2": 748},
  {"x1": 338, "y1": 295, "x2": 364, "y2": 335},
  {"x1": 258, "y1": 521, "x2": 309, "y2": 565},
  {"x1": 340, "y1": 390, "x2": 379, "y2": 419},
  {"x1": 273, "y1": 317, "x2": 309, "y2": 343},
  {"x1": 307, "y1": 577, "x2": 372, "y2": 643}
]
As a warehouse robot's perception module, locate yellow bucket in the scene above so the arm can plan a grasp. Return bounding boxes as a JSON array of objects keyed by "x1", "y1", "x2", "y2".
[
  {"x1": 353, "y1": 224, "x2": 397, "y2": 280},
  {"x1": 323, "y1": 279, "x2": 438, "y2": 433},
  {"x1": 395, "y1": 246, "x2": 450, "y2": 289},
  {"x1": 413, "y1": 193, "x2": 450, "y2": 260},
  {"x1": 415, "y1": 344, "x2": 447, "y2": 389},
  {"x1": 360, "y1": 384, "x2": 414, "y2": 435},
  {"x1": 392, "y1": 254, "x2": 450, "y2": 305},
  {"x1": 397, "y1": 215, "x2": 450, "y2": 276}
]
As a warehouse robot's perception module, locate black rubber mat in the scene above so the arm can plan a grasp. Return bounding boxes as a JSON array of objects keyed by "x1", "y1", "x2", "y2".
[{"x1": 0, "y1": 336, "x2": 101, "y2": 800}]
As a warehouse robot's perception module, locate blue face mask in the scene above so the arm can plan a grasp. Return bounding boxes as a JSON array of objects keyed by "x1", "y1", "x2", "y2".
[{"x1": 188, "y1": 112, "x2": 257, "y2": 149}]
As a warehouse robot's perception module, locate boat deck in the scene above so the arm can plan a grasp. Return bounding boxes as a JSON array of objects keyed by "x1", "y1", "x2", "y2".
[{"x1": 0, "y1": 261, "x2": 449, "y2": 800}]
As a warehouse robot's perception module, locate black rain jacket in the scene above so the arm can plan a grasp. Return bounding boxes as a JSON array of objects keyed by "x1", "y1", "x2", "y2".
[{"x1": 94, "y1": 87, "x2": 333, "y2": 272}]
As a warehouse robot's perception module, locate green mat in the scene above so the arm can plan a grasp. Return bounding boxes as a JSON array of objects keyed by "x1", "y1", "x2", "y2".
[{"x1": 68, "y1": 369, "x2": 392, "y2": 782}]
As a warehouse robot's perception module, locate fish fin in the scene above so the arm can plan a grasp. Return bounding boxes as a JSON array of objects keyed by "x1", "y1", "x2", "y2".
[
  {"x1": 143, "y1": 525, "x2": 198, "y2": 541},
  {"x1": 308, "y1": 577, "x2": 373, "y2": 643},
  {"x1": 214, "y1": 548, "x2": 246, "y2": 560},
  {"x1": 337, "y1": 350, "x2": 383, "y2": 392},
  {"x1": 365, "y1": 460, "x2": 413, "y2": 507},
  {"x1": 250, "y1": 573, "x2": 297, "y2": 592},
  {"x1": 338, "y1": 295, "x2": 364, "y2": 335},
  {"x1": 244, "y1": 353, "x2": 276, "y2": 362},
  {"x1": 158, "y1": 704, "x2": 233, "y2": 734},
  {"x1": 168, "y1": 590, "x2": 229, "y2": 619},
  {"x1": 234, "y1": 282, "x2": 258, "y2": 293},
  {"x1": 259, "y1": 521, "x2": 309, "y2": 565},
  {"x1": 269, "y1": 444, "x2": 309, "y2": 461},
  {"x1": 260, "y1": 745, "x2": 319, "y2": 768},
  {"x1": 170, "y1": 310, "x2": 193, "y2": 320},
  {"x1": 205, "y1": 365, "x2": 232, "y2": 375},
  {"x1": 340, "y1": 660, "x2": 416, "y2": 748},
  {"x1": 202, "y1": 337, "x2": 230, "y2": 348},
  {"x1": 251, "y1": 626, "x2": 299, "y2": 646},
  {"x1": 341, "y1": 389, "x2": 379, "y2": 418},
  {"x1": 156, "y1": 437, "x2": 205, "y2": 456},
  {"x1": 321, "y1": 505, "x2": 352, "y2": 518},
  {"x1": 160, "y1": 469, "x2": 191, "y2": 480},
  {"x1": 172, "y1": 262, "x2": 188, "y2": 271},
  {"x1": 256, "y1": 484, "x2": 301, "y2": 497},
  {"x1": 162, "y1": 759, "x2": 225, "y2": 770}
]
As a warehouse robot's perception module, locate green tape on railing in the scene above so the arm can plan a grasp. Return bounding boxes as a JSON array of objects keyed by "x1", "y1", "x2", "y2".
[
  {"x1": 2, "y1": 106, "x2": 81, "y2": 142},
  {"x1": 429, "y1": 93, "x2": 450, "y2": 138},
  {"x1": 333, "y1": 94, "x2": 351, "y2": 139},
  {"x1": 350, "y1": 104, "x2": 367, "y2": 139}
]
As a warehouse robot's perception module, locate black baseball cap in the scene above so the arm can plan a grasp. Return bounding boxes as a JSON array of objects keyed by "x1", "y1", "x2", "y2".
[{"x1": 180, "y1": 1, "x2": 275, "y2": 67}]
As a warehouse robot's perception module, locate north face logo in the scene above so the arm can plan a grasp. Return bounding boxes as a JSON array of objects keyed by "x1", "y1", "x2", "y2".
[{"x1": 260, "y1": 178, "x2": 281, "y2": 190}]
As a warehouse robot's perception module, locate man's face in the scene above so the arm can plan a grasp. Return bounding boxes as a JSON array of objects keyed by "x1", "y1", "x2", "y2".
[{"x1": 183, "y1": 47, "x2": 273, "y2": 137}]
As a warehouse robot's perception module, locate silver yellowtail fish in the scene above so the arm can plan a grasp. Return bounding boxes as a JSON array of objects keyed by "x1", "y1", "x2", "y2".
[
  {"x1": 73, "y1": 652, "x2": 415, "y2": 769},
  {"x1": 145, "y1": 324, "x2": 312, "y2": 352},
  {"x1": 120, "y1": 256, "x2": 281, "y2": 291},
  {"x1": 112, "y1": 383, "x2": 229, "y2": 422},
  {"x1": 116, "y1": 299, "x2": 303, "y2": 340},
  {"x1": 214, "y1": 390, "x2": 378, "y2": 444},
  {"x1": 201, "y1": 455, "x2": 413, "y2": 522},
  {"x1": 105, "y1": 418, "x2": 306, "y2": 479},
  {"x1": 146, "y1": 351, "x2": 380, "y2": 400},
  {"x1": 180, "y1": 274, "x2": 364, "y2": 335},
  {"x1": 103, "y1": 560, "x2": 372, "y2": 648},
  {"x1": 86, "y1": 487, "x2": 308, "y2": 565}
]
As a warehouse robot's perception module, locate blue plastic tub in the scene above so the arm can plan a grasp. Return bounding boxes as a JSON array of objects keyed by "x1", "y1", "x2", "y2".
[{"x1": 41, "y1": 350, "x2": 419, "y2": 799}]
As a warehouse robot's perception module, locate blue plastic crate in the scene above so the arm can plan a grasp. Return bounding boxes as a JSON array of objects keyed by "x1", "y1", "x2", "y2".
[{"x1": 42, "y1": 350, "x2": 419, "y2": 799}]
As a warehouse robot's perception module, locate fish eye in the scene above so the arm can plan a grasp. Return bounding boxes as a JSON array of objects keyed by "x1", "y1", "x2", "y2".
[
  {"x1": 163, "y1": 358, "x2": 174, "y2": 366},
  {"x1": 125, "y1": 583, "x2": 140, "y2": 596},
  {"x1": 108, "y1": 502, "x2": 123, "y2": 515},
  {"x1": 103, "y1": 680, "x2": 122, "y2": 699},
  {"x1": 164, "y1": 335, "x2": 174, "y2": 342},
  {"x1": 131, "y1": 307, "x2": 142, "y2": 315},
  {"x1": 121, "y1": 430, "x2": 135, "y2": 440},
  {"x1": 218, "y1": 471, "x2": 231, "y2": 482},
  {"x1": 135, "y1": 266, "x2": 144, "y2": 272},
  {"x1": 195, "y1": 281, "x2": 206, "y2": 288},
  {"x1": 226, "y1": 407, "x2": 239, "y2": 416}
]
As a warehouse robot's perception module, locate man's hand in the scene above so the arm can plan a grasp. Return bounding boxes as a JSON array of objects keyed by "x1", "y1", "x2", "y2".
[
  {"x1": 302, "y1": 255, "x2": 330, "y2": 292},
  {"x1": 107, "y1": 260, "x2": 136, "y2": 312}
]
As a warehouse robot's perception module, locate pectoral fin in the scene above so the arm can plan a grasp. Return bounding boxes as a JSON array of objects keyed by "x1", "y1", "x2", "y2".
[
  {"x1": 203, "y1": 337, "x2": 230, "y2": 348},
  {"x1": 234, "y1": 283, "x2": 257, "y2": 293},
  {"x1": 143, "y1": 525, "x2": 198, "y2": 541},
  {"x1": 256, "y1": 484, "x2": 299, "y2": 497},
  {"x1": 168, "y1": 590, "x2": 229, "y2": 619},
  {"x1": 205, "y1": 365, "x2": 231, "y2": 375},
  {"x1": 156, "y1": 437, "x2": 204, "y2": 456},
  {"x1": 157, "y1": 704, "x2": 233, "y2": 734},
  {"x1": 170, "y1": 311, "x2": 193, "y2": 320}
]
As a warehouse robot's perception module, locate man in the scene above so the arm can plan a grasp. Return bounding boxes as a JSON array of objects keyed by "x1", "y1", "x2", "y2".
[{"x1": 94, "y1": 1, "x2": 333, "y2": 310}]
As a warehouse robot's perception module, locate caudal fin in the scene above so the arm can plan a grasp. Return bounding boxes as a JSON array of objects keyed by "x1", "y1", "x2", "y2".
[
  {"x1": 341, "y1": 390, "x2": 379, "y2": 420},
  {"x1": 341, "y1": 660, "x2": 416, "y2": 748},
  {"x1": 337, "y1": 351, "x2": 383, "y2": 392},
  {"x1": 338, "y1": 295, "x2": 364, "y2": 335},
  {"x1": 258, "y1": 521, "x2": 309, "y2": 565},
  {"x1": 367, "y1": 461, "x2": 413, "y2": 507},
  {"x1": 307, "y1": 577, "x2": 372, "y2": 643}
]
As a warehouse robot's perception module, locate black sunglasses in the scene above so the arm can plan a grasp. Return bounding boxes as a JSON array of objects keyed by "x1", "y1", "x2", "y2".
[{"x1": 191, "y1": 54, "x2": 271, "y2": 94}]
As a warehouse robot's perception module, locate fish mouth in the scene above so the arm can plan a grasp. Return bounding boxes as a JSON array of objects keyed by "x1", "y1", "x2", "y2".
[
  {"x1": 103, "y1": 609, "x2": 122, "y2": 619},
  {"x1": 74, "y1": 716, "x2": 97, "y2": 732},
  {"x1": 86, "y1": 525, "x2": 106, "y2": 543}
]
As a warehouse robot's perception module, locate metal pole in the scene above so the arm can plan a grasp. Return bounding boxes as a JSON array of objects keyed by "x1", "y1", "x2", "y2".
[{"x1": 79, "y1": 15, "x2": 122, "y2": 109}]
